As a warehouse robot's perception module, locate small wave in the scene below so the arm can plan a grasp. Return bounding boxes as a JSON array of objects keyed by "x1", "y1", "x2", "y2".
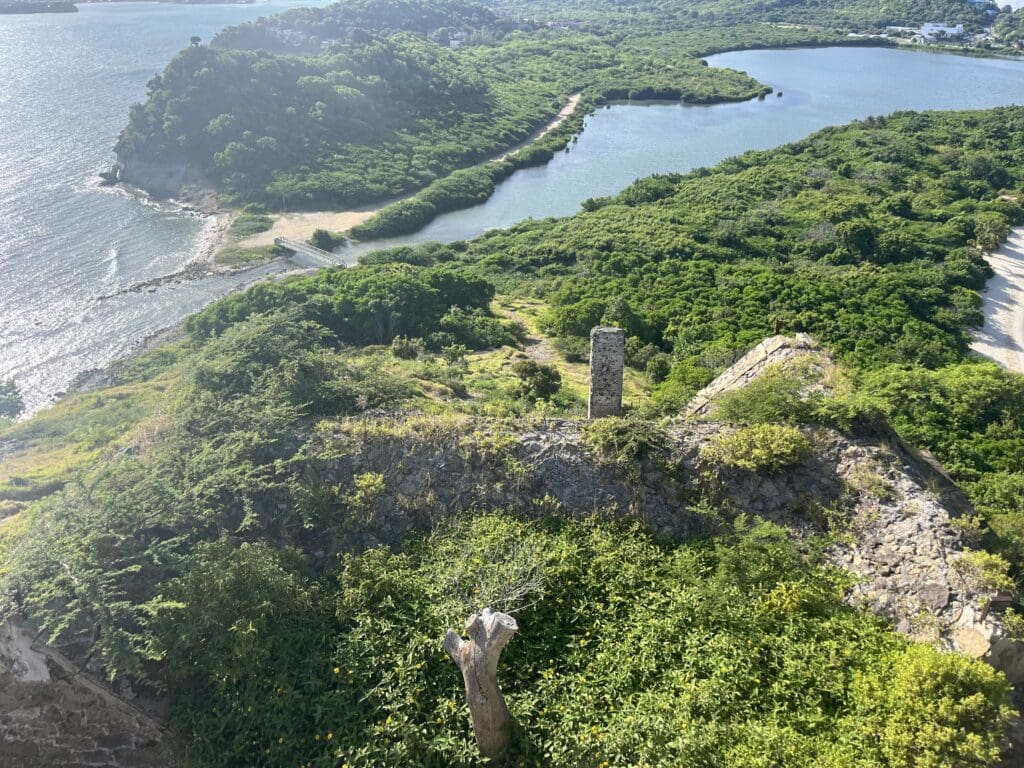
[{"x1": 104, "y1": 244, "x2": 119, "y2": 283}]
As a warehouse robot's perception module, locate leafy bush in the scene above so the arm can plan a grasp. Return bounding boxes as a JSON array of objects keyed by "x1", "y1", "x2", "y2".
[
  {"x1": 309, "y1": 228, "x2": 345, "y2": 251},
  {"x1": 184, "y1": 263, "x2": 494, "y2": 346},
  {"x1": 151, "y1": 516, "x2": 1014, "y2": 767},
  {"x1": 511, "y1": 360, "x2": 562, "y2": 401},
  {"x1": 227, "y1": 206, "x2": 274, "y2": 239},
  {"x1": 582, "y1": 416, "x2": 671, "y2": 473},
  {"x1": 437, "y1": 307, "x2": 525, "y2": 350},
  {"x1": 703, "y1": 424, "x2": 812, "y2": 472},
  {"x1": 953, "y1": 550, "x2": 1016, "y2": 593},
  {"x1": 712, "y1": 366, "x2": 820, "y2": 425},
  {"x1": 390, "y1": 335, "x2": 421, "y2": 359}
]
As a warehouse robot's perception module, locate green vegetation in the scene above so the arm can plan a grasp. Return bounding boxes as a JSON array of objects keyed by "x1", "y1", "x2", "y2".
[
  {"x1": 226, "y1": 204, "x2": 273, "y2": 239},
  {"x1": 859, "y1": 362, "x2": 1024, "y2": 570},
  {"x1": 22, "y1": 511, "x2": 1018, "y2": 767},
  {"x1": 505, "y1": 0, "x2": 995, "y2": 33},
  {"x1": 117, "y1": 0, "x2": 764, "y2": 211},
  {"x1": 994, "y1": 5, "x2": 1024, "y2": 46},
  {"x1": 511, "y1": 359, "x2": 561, "y2": 401},
  {"x1": 702, "y1": 424, "x2": 813, "y2": 472},
  {"x1": 450, "y1": 108, "x2": 1020, "y2": 384},
  {"x1": 116, "y1": 0, "x2": 1012, "y2": 239},
  {"x1": 11, "y1": 100, "x2": 1024, "y2": 766},
  {"x1": 309, "y1": 227, "x2": 346, "y2": 251},
  {"x1": 0, "y1": 379, "x2": 23, "y2": 422}
]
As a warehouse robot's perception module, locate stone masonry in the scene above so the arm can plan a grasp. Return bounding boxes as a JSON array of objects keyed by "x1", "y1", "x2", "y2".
[
  {"x1": 588, "y1": 326, "x2": 624, "y2": 419},
  {"x1": 0, "y1": 617, "x2": 170, "y2": 768},
  {"x1": 685, "y1": 333, "x2": 822, "y2": 418}
]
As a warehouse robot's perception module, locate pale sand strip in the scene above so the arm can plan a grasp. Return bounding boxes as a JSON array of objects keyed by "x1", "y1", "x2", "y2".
[
  {"x1": 235, "y1": 209, "x2": 380, "y2": 249},
  {"x1": 972, "y1": 227, "x2": 1024, "y2": 373},
  {"x1": 494, "y1": 92, "x2": 582, "y2": 162},
  {"x1": 235, "y1": 93, "x2": 583, "y2": 249}
]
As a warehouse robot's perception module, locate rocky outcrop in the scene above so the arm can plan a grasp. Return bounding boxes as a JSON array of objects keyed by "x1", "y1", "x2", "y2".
[
  {"x1": 0, "y1": 617, "x2": 170, "y2": 767},
  {"x1": 288, "y1": 412, "x2": 1024, "y2": 682},
  {"x1": 110, "y1": 157, "x2": 218, "y2": 212}
]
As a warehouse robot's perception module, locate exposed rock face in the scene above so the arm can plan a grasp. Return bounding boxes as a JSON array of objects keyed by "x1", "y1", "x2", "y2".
[
  {"x1": 0, "y1": 617, "x2": 170, "y2": 767},
  {"x1": 292, "y1": 413, "x2": 1024, "y2": 681},
  {"x1": 112, "y1": 157, "x2": 218, "y2": 211}
]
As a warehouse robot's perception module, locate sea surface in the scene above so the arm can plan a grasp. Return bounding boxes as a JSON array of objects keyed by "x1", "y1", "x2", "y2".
[
  {"x1": 1, "y1": 17, "x2": 1023, "y2": 413},
  {"x1": 0, "y1": 1, "x2": 325, "y2": 414}
]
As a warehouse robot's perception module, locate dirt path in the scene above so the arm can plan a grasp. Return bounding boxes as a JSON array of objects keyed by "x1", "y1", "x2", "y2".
[
  {"x1": 972, "y1": 226, "x2": 1024, "y2": 373},
  {"x1": 235, "y1": 93, "x2": 584, "y2": 249},
  {"x1": 499, "y1": 305, "x2": 560, "y2": 366},
  {"x1": 494, "y1": 92, "x2": 582, "y2": 162}
]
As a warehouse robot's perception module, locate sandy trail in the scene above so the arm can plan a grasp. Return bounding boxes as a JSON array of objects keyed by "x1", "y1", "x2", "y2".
[
  {"x1": 235, "y1": 93, "x2": 584, "y2": 249},
  {"x1": 972, "y1": 226, "x2": 1024, "y2": 373},
  {"x1": 494, "y1": 92, "x2": 582, "y2": 162}
]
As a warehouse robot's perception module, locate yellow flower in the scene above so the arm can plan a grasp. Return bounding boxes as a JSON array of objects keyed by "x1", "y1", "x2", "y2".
[
  {"x1": 327, "y1": 732, "x2": 334, "y2": 741},
  {"x1": 333, "y1": 666, "x2": 341, "y2": 674}
]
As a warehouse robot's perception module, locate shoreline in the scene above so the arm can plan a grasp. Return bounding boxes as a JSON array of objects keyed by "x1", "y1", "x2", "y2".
[
  {"x1": 972, "y1": 227, "x2": 1024, "y2": 374},
  {"x1": 232, "y1": 92, "x2": 585, "y2": 251}
]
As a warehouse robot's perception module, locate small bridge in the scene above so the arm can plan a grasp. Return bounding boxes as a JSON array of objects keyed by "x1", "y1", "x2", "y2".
[{"x1": 274, "y1": 237, "x2": 344, "y2": 269}]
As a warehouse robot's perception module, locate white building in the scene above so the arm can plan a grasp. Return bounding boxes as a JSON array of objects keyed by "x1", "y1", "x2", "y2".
[{"x1": 919, "y1": 23, "x2": 965, "y2": 41}]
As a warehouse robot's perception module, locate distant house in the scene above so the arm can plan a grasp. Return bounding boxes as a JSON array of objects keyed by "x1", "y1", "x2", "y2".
[{"x1": 918, "y1": 23, "x2": 965, "y2": 41}]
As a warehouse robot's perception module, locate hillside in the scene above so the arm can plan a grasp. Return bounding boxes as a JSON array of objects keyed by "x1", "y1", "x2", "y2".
[
  {"x1": 6, "y1": 105, "x2": 1024, "y2": 765},
  {"x1": 3, "y1": 383, "x2": 1023, "y2": 766}
]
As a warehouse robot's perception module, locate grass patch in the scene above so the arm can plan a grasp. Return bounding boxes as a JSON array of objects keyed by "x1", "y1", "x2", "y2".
[
  {"x1": 226, "y1": 208, "x2": 274, "y2": 240},
  {"x1": 214, "y1": 244, "x2": 283, "y2": 267},
  {"x1": 0, "y1": 381, "x2": 166, "y2": 504}
]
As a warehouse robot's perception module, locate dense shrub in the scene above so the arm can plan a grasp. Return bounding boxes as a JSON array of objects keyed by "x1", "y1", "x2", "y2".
[
  {"x1": 309, "y1": 228, "x2": 346, "y2": 251},
  {"x1": 511, "y1": 360, "x2": 562, "y2": 400},
  {"x1": 151, "y1": 516, "x2": 1014, "y2": 767},
  {"x1": 0, "y1": 380, "x2": 24, "y2": 421},
  {"x1": 703, "y1": 424, "x2": 813, "y2": 472},
  {"x1": 184, "y1": 263, "x2": 496, "y2": 347},
  {"x1": 437, "y1": 308, "x2": 525, "y2": 349}
]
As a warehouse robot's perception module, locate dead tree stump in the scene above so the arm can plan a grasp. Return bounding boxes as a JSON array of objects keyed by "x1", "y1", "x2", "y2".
[{"x1": 444, "y1": 607, "x2": 518, "y2": 762}]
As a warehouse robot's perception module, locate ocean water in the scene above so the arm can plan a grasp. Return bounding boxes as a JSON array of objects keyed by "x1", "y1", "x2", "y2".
[
  {"x1": 2, "y1": 15, "x2": 1023, "y2": 414},
  {"x1": 0, "y1": 1, "x2": 324, "y2": 414}
]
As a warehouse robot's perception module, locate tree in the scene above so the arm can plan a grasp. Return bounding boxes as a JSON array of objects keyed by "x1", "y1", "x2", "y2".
[
  {"x1": 442, "y1": 343, "x2": 469, "y2": 366},
  {"x1": 0, "y1": 379, "x2": 24, "y2": 421},
  {"x1": 439, "y1": 520, "x2": 548, "y2": 764},
  {"x1": 309, "y1": 228, "x2": 341, "y2": 251},
  {"x1": 190, "y1": 36, "x2": 202, "y2": 48},
  {"x1": 444, "y1": 608, "x2": 518, "y2": 763}
]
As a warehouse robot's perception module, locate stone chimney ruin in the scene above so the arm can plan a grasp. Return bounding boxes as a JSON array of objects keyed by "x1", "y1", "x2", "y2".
[{"x1": 588, "y1": 326, "x2": 624, "y2": 419}]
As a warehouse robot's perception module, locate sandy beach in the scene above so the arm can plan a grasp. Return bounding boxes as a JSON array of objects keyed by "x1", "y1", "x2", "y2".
[
  {"x1": 235, "y1": 209, "x2": 381, "y2": 249},
  {"x1": 971, "y1": 226, "x2": 1024, "y2": 373},
  {"x1": 234, "y1": 93, "x2": 584, "y2": 250}
]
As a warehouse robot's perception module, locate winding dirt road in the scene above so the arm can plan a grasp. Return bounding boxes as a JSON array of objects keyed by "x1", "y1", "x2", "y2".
[{"x1": 972, "y1": 227, "x2": 1024, "y2": 373}]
